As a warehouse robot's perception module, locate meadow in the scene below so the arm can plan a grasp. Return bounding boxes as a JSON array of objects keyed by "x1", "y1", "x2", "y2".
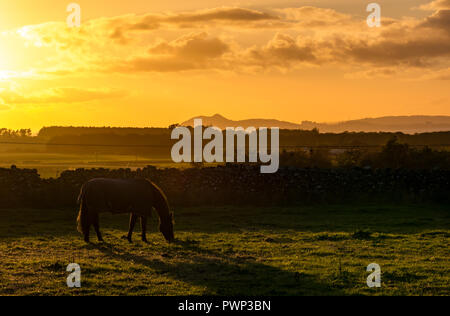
[
  {"x1": 0, "y1": 152, "x2": 192, "y2": 178},
  {"x1": 0, "y1": 204, "x2": 448, "y2": 296}
]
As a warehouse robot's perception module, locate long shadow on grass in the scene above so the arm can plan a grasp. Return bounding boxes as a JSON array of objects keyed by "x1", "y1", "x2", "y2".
[
  {"x1": 93, "y1": 240, "x2": 344, "y2": 296},
  {"x1": 175, "y1": 204, "x2": 450, "y2": 235},
  {"x1": 0, "y1": 209, "x2": 131, "y2": 239}
]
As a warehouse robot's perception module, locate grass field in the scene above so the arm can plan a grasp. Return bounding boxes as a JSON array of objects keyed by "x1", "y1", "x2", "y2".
[
  {"x1": 0, "y1": 204, "x2": 448, "y2": 296},
  {"x1": 0, "y1": 152, "x2": 195, "y2": 178}
]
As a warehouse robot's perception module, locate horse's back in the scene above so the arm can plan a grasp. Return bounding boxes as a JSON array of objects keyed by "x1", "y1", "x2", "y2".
[{"x1": 82, "y1": 178, "x2": 153, "y2": 215}]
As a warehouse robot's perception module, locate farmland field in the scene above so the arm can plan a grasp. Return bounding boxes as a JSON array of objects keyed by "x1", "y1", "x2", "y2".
[
  {"x1": 0, "y1": 204, "x2": 448, "y2": 296},
  {"x1": 0, "y1": 152, "x2": 195, "y2": 178}
]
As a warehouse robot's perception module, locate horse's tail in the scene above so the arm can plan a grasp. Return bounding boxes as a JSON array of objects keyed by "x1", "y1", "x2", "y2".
[{"x1": 76, "y1": 185, "x2": 89, "y2": 234}]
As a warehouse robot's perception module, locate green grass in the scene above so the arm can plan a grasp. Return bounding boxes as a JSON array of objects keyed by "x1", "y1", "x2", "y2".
[{"x1": 0, "y1": 204, "x2": 448, "y2": 296}]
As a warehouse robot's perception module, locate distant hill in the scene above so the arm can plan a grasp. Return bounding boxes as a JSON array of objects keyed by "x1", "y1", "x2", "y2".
[
  {"x1": 182, "y1": 114, "x2": 450, "y2": 133},
  {"x1": 301, "y1": 116, "x2": 450, "y2": 133},
  {"x1": 181, "y1": 114, "x2": 302, "y2": 130}
]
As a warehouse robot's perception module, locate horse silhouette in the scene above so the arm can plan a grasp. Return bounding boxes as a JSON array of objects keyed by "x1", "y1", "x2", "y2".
[{"x1": 77, "y1": 178, "x2": 174, "y2": 243}]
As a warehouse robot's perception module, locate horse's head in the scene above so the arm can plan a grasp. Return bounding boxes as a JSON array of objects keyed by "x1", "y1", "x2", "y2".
[
  {"x1": 150, "y1": 180, "x2": 175, "y2": 243},
  {"x1": 159, "y1": 212, "x2": 174, "y2": 243}
]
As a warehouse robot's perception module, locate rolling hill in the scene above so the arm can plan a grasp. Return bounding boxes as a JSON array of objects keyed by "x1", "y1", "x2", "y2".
[{"x1": 181, "y1": 114, "x2": 450, "y2": 133}]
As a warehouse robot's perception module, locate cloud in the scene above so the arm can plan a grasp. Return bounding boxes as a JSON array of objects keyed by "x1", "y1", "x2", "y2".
[
  {"x1": 243, "y1": 33, "x2": 318, "y2": 70},
  {"x1": 342, "y1": 37, "x2": 450, "y2": 67},
  {"x1": 0, "y1": 87, "x2": 127, "y2": 107},
  {"x1": 338, "y1": 10, "x2": 450, "y2": 68},
  {"x1": 420, "y1": 9, "x2": 450, "y2": 33},
  {"x1": 112, "y1": 32, "x2": 231, "y2": 73},
  {"x1": 419, "y1": 0, "x2": 450, "y2": 10},
  {"x1": 4, "y1": 5, "x2": 450, "y2": 80},
  {"x1": 344, "y1": 67, "x2": 399, "y2": 79},
  {"x1": 163, "y1": 7, "x2": 278, "y2": 23},
  {"x1": 110, "y1": 7, "x2": 282, "y2": 38},
  {"x1": 277, "y1": 6, "x2": 353, "y2": 28},
  {"x1": 239, "y1": 9, "x2": 450, "y2": 71},
  {"x1": 421, "y1": 67, "x2": 450, "y2": 80},
  {"x1": 149, "y1": 32, "x2": 230, "y2": 60}
]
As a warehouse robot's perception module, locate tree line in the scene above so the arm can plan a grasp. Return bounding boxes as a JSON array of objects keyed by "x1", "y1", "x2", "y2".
[
  {"x1": 0, "y1": 128, "x2": 32, "y2": 138},
  {"x1": 1, "y1": 126, "x2": 449, "y2": 159}
]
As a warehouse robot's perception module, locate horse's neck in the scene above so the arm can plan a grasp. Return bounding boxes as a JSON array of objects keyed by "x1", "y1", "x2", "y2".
[
  {"x1": 153, "y1": 204, "x2": 166, "y2": 218},
  {"x1": 152, "y1": 186, "x2": 169, "y2": 219}
]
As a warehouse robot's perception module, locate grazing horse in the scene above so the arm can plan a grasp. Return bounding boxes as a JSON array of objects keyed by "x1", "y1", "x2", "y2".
[{"x1": 77, "y1": 178, "x2": 174, "y2": 243}]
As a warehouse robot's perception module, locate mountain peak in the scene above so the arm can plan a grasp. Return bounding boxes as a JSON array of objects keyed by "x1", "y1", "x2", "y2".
[
  {"x1": 212, "y1": 113, "x2": 226, "y2": 119},
  {"x1": 181, "y1": 114, "x2": 301, "y2": 130}
]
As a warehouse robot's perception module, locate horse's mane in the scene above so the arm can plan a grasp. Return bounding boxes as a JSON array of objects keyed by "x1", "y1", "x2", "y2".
[{"x1": 148, "y1": 180, "x2": 173, "y2": 222}]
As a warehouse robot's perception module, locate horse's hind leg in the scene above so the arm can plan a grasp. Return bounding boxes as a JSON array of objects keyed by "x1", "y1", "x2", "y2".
[
  {"x1": 92, "y1": 213, "x2": 104, "y2": 242},
  {"x1": 126, "y1": 213, "x2": 138, "y2": 243},
  {"x1": 83, "y1": 229, "x2": 90, "y2": 243},
  {"x1": 140, "y1": 216, "x2": 148, "y2": 243},
  {"x1": 83, "y1": 217, "x2": 91, "y2": 243}
]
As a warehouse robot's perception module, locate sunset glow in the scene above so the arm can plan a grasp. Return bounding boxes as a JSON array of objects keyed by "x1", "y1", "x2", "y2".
[
  {"x1": 0, "y1": 0, "x2": 449, "y2": 131},
  {"x1": 1, "y1": 1, "x2": 450, "y2": 299}
]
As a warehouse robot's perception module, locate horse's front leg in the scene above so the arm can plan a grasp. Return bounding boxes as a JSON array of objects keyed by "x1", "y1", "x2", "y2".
[
  {"x1": 92, "y1": 213, "x2": 104, "y2": 242},
  {"x1": 141, "y1": 216, "x2": 148, "y2": 243},
  {"x1": 126, "y1": 213, "x2": 138, "y2": 243}
]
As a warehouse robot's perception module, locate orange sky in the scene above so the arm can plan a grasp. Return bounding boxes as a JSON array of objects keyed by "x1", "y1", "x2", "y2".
[{"x1": 0, "y1": 0, "x2": 449, "y2": 131}]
